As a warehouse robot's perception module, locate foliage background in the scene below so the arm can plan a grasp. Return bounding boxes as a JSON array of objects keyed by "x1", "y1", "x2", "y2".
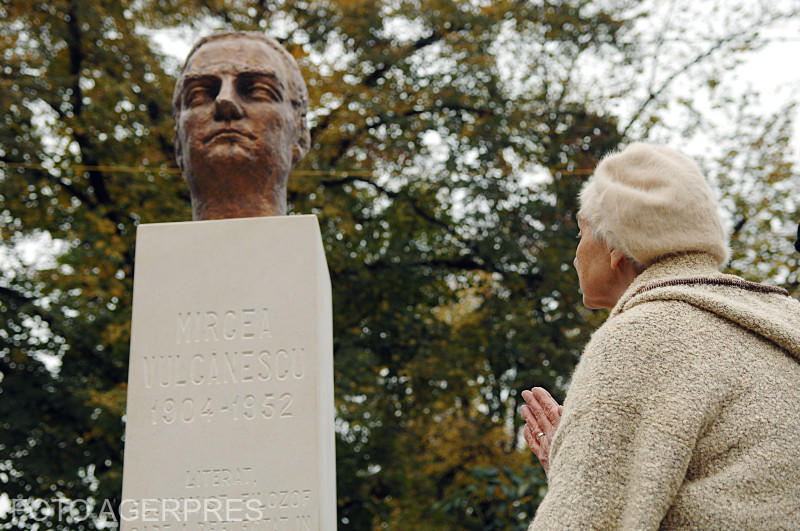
[{"x1": 0, "y1": 0, "x2": 798, "y2": 529}]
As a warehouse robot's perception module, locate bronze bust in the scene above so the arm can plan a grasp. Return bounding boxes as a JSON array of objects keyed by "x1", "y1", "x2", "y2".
[{"x1": 173, "y1": 32, "x2": 310, "y2": 220}]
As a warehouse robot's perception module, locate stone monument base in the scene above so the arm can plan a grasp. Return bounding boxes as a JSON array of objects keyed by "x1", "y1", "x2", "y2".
[{"x1": 121, "y1": 215, "x2": 335, "y2": 530}]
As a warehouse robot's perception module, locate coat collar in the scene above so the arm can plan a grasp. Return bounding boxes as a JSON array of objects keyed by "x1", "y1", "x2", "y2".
[{"x1": 610, "y1": 252, "x2": 722, "y2": 318}]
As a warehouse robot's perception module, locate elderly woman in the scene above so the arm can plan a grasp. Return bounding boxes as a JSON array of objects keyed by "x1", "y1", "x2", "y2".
[{"x1": 520, "y1": 143, "x2": 800, "y2": 529}]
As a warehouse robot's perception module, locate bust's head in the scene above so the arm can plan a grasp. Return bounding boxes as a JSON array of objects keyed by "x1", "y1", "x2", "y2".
[{"x1": 173, "y1": 32, "x2": 310, "y2": 220}]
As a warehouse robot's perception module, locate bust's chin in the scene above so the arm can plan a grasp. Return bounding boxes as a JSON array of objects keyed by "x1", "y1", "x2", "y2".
[{"x1": 202, "y1": 141, "x2": 258, "y2": 167}]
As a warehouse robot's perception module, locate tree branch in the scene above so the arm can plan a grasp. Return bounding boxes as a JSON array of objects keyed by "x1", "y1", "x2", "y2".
[
  {"x1": 621, "y1": 31, "x2": 750, "y2": 139},
  {"x1": 310, "y1": 29, "x2": 446, "y2": 142},
  {"x1": 320, "y1": 175, "x2": 544, "y2": 287},
  {"x1": 65, "y1": 0, "x2": 112, "y2": 207}
]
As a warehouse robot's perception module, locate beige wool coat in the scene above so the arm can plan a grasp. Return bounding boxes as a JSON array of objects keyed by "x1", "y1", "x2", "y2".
[{"x1": 529, "y1": 252, "x2": 800, "y2": 530}]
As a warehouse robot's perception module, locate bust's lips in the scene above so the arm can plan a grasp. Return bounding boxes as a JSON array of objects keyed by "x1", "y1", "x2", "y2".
[{"x1": 203, "y1": 128, "x2": 256, "y2": 144}]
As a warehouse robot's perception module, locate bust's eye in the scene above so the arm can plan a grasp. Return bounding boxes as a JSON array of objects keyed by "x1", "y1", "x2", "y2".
[
  {"x1": 239, "y1": 76, "x2": 282, "y2": 102},
  {"x1": 184, "y1": 82, "x2": 218, "y2": 108}
]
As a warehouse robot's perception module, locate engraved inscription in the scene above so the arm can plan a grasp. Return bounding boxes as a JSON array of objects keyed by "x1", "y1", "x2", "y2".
[
  {"x1": 150, "y1": 393, "x2": 294, "y2": 424},
  {"x1": 142, "y1": 349, "x2": 305, "y2": 389},
  {"x1": 185, "y1": 467, "x2": 256, "y2": 489},
  {"x1": 176, "y1": 308, "x2": 272, "y2": 344},
  {"x1": 122, "y1": 463, "x2": 316, "y2": 529}
]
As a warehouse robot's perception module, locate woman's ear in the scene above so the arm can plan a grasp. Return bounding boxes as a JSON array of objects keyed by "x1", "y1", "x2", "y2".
[{"x1": 609, "y1": 248, "x2": 628, "y2": 271}]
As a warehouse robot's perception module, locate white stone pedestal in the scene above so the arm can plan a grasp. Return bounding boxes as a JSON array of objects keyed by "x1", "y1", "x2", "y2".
[{"x1": 121, "y1": 215, "x2": 335, "y2": 530}]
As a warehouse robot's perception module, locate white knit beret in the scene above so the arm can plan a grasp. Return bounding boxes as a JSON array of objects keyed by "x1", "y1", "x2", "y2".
[{"x1": 578, "y1": 143, "x2": 730, "y2": 267}]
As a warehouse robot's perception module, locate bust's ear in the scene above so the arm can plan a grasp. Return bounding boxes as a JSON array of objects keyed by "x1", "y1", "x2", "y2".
[
  {"x1": 291, "y1": 127, "x2": 311, "y2": 167},
  {"x1": 174, "y1": 133, "x2": 184, "y2": 172}
]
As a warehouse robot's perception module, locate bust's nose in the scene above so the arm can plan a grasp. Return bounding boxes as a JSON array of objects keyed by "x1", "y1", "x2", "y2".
[{"x1": 214, "y1": 78, "x2": 244, "y2": 121}]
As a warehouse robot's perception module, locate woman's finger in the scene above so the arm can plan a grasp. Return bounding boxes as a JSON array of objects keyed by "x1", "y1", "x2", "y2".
[
  {"x1": 531, "y1": 387, "x2": 562, "y2": 427},
  {"x1": 523, "y1": 423, "x2": 536, "y2": 450},
  {"x1": 521, "y1": 406, "x2": 545, "y2": 448},
  {"x1": 522, "y1": 390, "x2": 551, "y2": 431},
  {"x1": 521, "y1": 407, "x2": 546, "y2": 451},
  {"x1": 520, "y1": 404, "x2": 547, "y2": 441},
  {"x1": 521, "y1": 389, "x2": 535, "y2": 407},
  {"x1": 523, "y1": 424, "x2": 550, "y2": 475},
  {"x1": 520, "y1": 403, "x2": 538, "y2": 427},
  {"x1": 526, "y1": 392, "x2": 554, "y2": 433},
  {"x1": 524, "y1": 424, "x2": 543, "y2": 456}
]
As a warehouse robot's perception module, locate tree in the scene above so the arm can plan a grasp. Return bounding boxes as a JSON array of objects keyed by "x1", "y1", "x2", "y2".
[
  {"x1": 1, "y1": 0, "x2": 797, "y2": 529},
  {"x1": 1, "y1": 1, "x2": 182, "y2": 528}
]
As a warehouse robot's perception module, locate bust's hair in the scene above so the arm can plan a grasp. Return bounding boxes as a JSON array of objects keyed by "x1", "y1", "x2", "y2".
[{"x1": 172, "y1": 31, "x2": 310, "y2": 160}]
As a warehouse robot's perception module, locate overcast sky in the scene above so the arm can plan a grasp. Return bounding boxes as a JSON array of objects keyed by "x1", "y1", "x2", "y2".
[{"x1": 148, "y1": 20, "x2": 800, "y2": 158}]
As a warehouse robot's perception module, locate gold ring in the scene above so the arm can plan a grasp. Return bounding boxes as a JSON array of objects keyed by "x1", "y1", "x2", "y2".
[{"x1": 536, "y1": 431, "x2": 545, "y2": 440}]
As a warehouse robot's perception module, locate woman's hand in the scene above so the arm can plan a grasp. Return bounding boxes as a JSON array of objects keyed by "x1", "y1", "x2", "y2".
[{"x1": 520, "y1": 387, "x2": 563, "y2": 476}]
